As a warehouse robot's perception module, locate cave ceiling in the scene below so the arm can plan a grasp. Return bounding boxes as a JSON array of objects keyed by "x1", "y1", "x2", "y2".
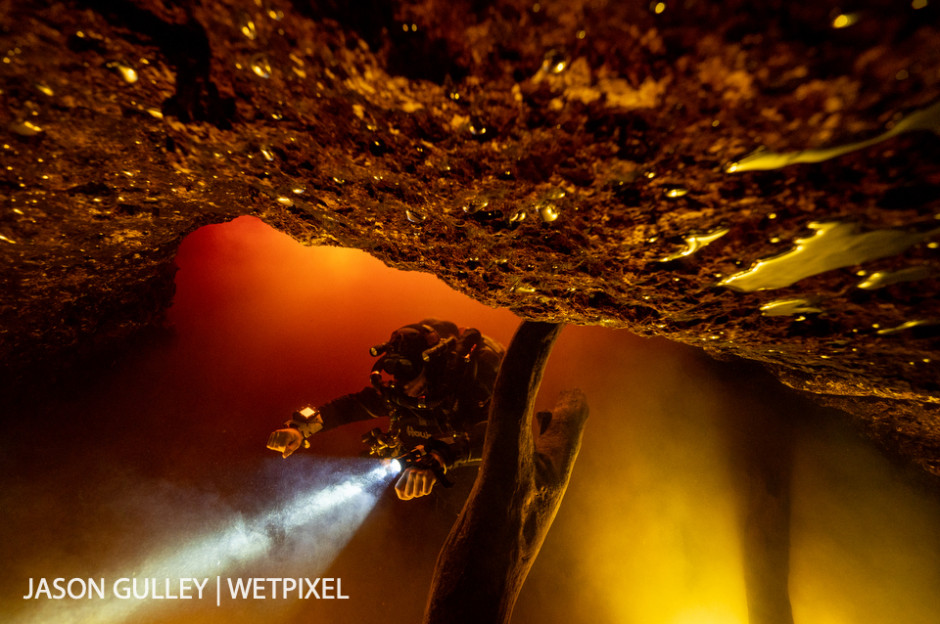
[{"x1": 1, "y1": 0, "x2": 940, "y2": 477}]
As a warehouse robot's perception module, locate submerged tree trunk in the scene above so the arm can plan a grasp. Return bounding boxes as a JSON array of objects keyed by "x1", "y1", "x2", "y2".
[
  {"x1": 720, "y1": 362, "x2": 799, "y2": 624},
  {"x1": 739, "y1": 438, "x2": 795, "y2": 624},
  {"x1": 424, "y1": 321, "x2": 589, "y2": 624}
]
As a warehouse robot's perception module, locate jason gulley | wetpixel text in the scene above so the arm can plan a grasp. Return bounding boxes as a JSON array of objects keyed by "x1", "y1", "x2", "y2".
[{"x1": 23, "y1": 577, "x2": 349, "y2": 600}]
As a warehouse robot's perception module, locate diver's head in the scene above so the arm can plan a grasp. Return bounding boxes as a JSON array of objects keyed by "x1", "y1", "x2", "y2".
[{"x1": 370, "y1": 324, "x2": 441, "y2": 383}]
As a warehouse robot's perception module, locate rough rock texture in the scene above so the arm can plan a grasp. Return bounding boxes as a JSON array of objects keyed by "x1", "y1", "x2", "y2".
[{"x1": 1, "y1": 1, "x2": 939, "y2": 476}]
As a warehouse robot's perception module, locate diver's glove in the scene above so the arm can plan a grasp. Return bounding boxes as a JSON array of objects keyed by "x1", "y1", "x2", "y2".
[
  {"x1": 393, "y1": 446, "x2": 448, "y2": 500},
  {"x1": 265, "y1": 407, "x2": 324, "y2": 458}
]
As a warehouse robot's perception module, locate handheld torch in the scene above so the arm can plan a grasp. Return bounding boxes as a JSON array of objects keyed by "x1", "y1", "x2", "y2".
[{"x1": 391, "y1": 446, "x2": 453, "y2": 488}]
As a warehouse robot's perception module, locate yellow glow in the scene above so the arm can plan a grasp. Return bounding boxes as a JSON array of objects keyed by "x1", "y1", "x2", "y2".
[
  {"x1": 720, "y1": 222, "x2": 940, "y2": 291},
  {"x1": 726, "y1": 101, "x2": 940, "y2": 173},
  {"x1": 11, "y1": 120, "x2": 43, "y2": 136},
  {"x1": 539, "y1": 204, "x2": 560, "y2": 222},
  {"x1": 856, "y1": 265, "x2": 934, "y2": 289},
  {"x1": 786, "y1": 424, "x2": 940, "y2": 624},
  {"x1": 654, "y1": 2, "x2": 666, "y2": 14},
  {"x1": 831, "y1": 13, "x2": 859, "y2": 29},
  {"x1": 115, "y1": 63, "x2": 138, "y2": 84},
  {"x1": 877, "y1": 319, "x2": 933, "y2": 335},
  {"x1": 671, "y1": 607, "x2": 745, "y2": 624},
  {"x1": 660, "y1": 227, "x2": 729, "y2": 261},
  {"x1": 760, "y1": 297, "x2": 823, "y2": 316},
  {"x1": 566, "y1": 381, "x2": 749, "y2": 624},
  {"x1": 251, "y1": 55, "x2": 272, "y2": 79}
]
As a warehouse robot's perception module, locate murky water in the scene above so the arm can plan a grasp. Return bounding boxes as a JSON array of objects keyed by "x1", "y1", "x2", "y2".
[{"x1": 2, "y1": 218, "x2": 938, "y2": 624}]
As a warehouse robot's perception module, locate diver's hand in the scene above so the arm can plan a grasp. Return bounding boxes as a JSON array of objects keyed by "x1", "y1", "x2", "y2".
[
  {"x1": 266, "y1": 428, "x2": 303, "y2": 458},
  {"x1": 395, "y1": 468, "x2": 436, "y2": 500},
  {"x1": 394, "y1": 451, "x2": 445, "y2": 500}
]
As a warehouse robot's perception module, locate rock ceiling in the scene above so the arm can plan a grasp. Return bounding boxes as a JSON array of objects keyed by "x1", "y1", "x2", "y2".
[{"x1": 1, "y1": 0, "x2": 939, "y2": 477}]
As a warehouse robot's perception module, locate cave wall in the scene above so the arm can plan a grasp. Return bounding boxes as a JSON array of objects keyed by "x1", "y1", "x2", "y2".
[{"x1": 1, "y1": 0, "x2": 939, "y2": 476}]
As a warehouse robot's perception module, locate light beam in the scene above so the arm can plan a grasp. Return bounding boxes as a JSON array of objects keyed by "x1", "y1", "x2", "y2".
[{"x1": 14, "y1": 459, "x2": 397, "y2": 624}]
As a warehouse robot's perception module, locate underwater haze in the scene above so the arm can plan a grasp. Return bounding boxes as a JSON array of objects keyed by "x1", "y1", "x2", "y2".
[{"x1": 1, "y1": 216, "x2": 938, "y2": 624}]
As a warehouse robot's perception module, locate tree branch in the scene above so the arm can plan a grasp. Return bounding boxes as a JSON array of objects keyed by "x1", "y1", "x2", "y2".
[{"x1": 424, "y1": 321, "x2": 589, "y2": 624}]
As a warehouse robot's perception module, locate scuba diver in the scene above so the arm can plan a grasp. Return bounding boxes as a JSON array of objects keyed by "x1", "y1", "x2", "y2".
[{"x1": 266, "y1": 319, "x2": 505, "y2": 500}]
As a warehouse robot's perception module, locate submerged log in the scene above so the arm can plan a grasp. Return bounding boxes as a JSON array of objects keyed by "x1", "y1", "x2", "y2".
[{"x1": 424, "y1": 321, "x2": 589, "y2": 624}]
